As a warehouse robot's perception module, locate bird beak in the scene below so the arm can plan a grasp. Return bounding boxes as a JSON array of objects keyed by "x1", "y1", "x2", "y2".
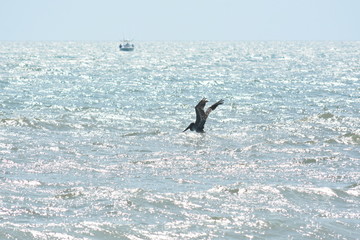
[{"x1": 183, "y1": 125, "x2": 190, "y2": 132}]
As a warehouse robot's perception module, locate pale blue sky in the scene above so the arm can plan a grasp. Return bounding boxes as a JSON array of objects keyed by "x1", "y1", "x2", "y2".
[{"x1": 0, "y1": 0, "x2": 359, "y2": 41}]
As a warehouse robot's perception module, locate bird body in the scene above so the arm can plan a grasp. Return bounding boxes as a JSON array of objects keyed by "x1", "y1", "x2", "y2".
[{"x1": 183, "y1": 98, "x2": 224, "y2": 132}]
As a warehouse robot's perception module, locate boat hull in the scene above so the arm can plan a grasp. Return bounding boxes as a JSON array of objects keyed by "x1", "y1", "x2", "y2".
[{"x1": 120, "y1": 47, "x2": 134, "y2": 51}]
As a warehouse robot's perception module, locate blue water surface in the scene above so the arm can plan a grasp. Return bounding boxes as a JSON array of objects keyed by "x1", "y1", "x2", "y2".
[{"x1": 0, "y1": 41, "x2": 359, "y2": 239}]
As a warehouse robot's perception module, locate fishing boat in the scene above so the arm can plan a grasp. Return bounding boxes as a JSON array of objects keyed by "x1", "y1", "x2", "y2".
[{"x1": 119, "y1": 40, "x2": 134, "y2": 51}]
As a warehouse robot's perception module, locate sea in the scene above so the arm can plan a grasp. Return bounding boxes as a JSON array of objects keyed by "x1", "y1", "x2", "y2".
[{"x1": 0, "y1": 41, "x2": 359, "y2": 240}]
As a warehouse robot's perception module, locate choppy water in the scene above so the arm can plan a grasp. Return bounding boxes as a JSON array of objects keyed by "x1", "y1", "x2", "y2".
[{"x1": 1, "y1": 41, "x2": 360, "y2": 239}]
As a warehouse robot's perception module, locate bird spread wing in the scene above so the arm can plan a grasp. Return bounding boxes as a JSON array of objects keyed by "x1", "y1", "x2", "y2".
[
  {"x1": 195, "y1": 98, "x2": 208, "y2": 125},
  {"x1": 205, "y1": 99, "x2": 224, "y2": 116}
]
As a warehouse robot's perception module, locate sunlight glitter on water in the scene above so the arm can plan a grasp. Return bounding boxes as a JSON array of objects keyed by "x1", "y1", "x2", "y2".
[{"x1": 0, "y1": 41, "x2": 359, "y2": 239}]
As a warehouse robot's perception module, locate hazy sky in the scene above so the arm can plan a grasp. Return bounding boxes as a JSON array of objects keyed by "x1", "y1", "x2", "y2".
[{"x1": 1, "y1": 0, "x2": 359, "y2": 41}]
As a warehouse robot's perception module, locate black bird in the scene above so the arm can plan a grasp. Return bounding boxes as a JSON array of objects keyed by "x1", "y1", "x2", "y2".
[{"x1": 183, "y1": 98, "x2": 224, "y2": 133}]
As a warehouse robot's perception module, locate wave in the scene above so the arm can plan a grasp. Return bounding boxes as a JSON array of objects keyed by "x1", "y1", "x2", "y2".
[
  {"x1": 55, "y1": 187, "x2": 85, "y2": 200},
  {"x1": 0, "y1": 117, "x2": 86, "y2": 131},
  {"x1": 205, "y1": 183, "x2": 360, "y2": 202},
  {"x1": 122, "y1": 130, "x2": 161, "y2": 137},
  {"x1": 341, "y1": 132, "x2": 360, "y2": 144},
  {"x1": 0, "y1": 114, "x2": 119, "y2": 131}
]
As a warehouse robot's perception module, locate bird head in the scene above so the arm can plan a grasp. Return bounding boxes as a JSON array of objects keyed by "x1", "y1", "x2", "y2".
[{"x1": 183, "y1": 123, "x2": 195, "y2": 132}]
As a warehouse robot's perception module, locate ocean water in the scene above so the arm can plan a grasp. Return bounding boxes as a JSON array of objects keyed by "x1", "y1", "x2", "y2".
[{"x1": 0, "y1": 41, "x2": 359, "y2": 239}]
